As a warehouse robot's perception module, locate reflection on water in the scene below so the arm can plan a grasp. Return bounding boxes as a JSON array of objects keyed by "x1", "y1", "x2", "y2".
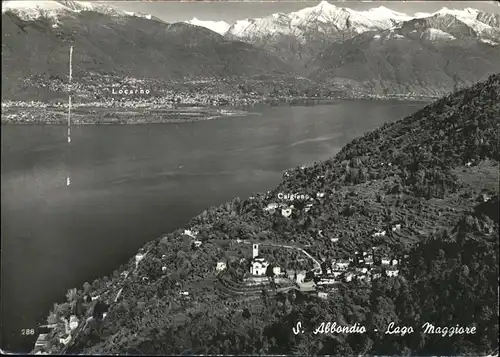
[{"x1": 0, "y1": 100, "x2": 427, "y2": 352}]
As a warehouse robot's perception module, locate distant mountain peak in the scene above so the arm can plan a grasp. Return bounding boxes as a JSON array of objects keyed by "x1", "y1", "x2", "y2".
[
  {"x1": 415, "y1": 7, "x2": 480, "y2": 20},
  {"x1": 184, "y1": 17, "x2": 231, "y2": 35},
  {"x1": 1, "y1": 0, "x2": 158, "y2": 22},
  {"x1": 226, "y1": 2, "x2": 415, "y2": 42},
  {"x1": 314, "y1": 1, "x2": 335, "y2": 10}
]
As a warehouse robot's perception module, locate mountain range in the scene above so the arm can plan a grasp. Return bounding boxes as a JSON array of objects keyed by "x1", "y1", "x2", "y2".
[
  {"x1": 2, "y1": 0, "x2": 163, "y2": 22},
  {"x1": 2, "y1": 0, "x2": 293, "y2": 101},
  {"x1": 2, "y1": 0, "x2": 500, "y2": 101}
]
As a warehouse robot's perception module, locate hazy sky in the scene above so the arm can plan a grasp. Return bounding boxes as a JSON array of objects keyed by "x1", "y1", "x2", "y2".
[{"x1": 102, "y1": 1, "x2": 500, "y2": 23}]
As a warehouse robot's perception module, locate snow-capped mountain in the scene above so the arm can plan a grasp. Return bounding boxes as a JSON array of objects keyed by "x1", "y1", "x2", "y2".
[
  {"x1": 216, "y1": 1, "x2": 500, "y2": 69},
  {"x1": 1, "y1": 0, "x2": 158, "y2": 22},
  {"x1": 226, "y1": 1, "x2": 412, "y2": 42},
  {"x1": 224, "y1": 2, "x2": 500, "y2": 44},
  {"x1": 184, "y1": 18, "x2": 230, "y2": 36},
  {"x1": 306, "y1": 3, "x2": 500, "y2": 99},
  {"x1": 414, "y1": 7, "x2": 500, "y2": 41}
]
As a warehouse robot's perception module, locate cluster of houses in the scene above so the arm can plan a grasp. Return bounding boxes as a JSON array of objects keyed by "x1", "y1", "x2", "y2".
[
  {"x1": 12, "y1": 72, "x2": 265, "y2": 110},
  {"x1": 34, "y1": 312, "x2": 82, "y2": 353},
  {"x1": 288, "y1": 248, "x2": 405, "y2": 299},
  {"x1": 184, "y1": 229, "x2": 203, "y2": 248},
  {"x1": 371, "y1": 222, "x2": 402, "y2": 238},
  {"x1": 320, "y1": 249, "x2": 403, "y2": 283},
  {"x1": 214, "y1": 241, "x2": 405, "y2": 301}
]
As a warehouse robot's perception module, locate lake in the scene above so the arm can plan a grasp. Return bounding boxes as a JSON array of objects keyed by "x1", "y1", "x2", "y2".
[{"x1": 0, "y1": 100, "x2": 427, "y2": 352}]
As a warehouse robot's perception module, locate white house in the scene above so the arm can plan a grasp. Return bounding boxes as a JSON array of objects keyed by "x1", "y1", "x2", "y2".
[
  {"x1": 330, "y1": 237, "x2": 339, "y2": 243},
  {"x1": 333, "y1": 260, "x2": 350, "y2": 270},
  {"x1": 296, "y1": 271, "x2": 306, "y2": 283},
  {"x1": 216, "y1": 262, "x2": 227, "y2": 271},
  {"x1": 316, "y1": 192, "x2": 325, "y2": 198},
  {"x1": 386, "y1": 267, "x2": 399, "y2": 277},
  {"x1": 331, "y1": 270, "x2": 343, "y2": 278},
  {"x1": 135, "y1": 253, "x2": 145, "y2": 264},
  {"x1": 297, "y1": 280, "x2": 316, "y2": 292},
  {"x1": 344, "y1": 272, "x2": 354, "y2": 282},
  {"x1": 183, "y1": 229, "x2": 197, "y2": 238},
  {"x1": 479, "y1": 192, "x2": 492, "y2": 202},
  {"x1": 318, "y1": 292, "x2": 328, "y2": 299},
  {"x1": 373, "y1": 230, "x2": 387, "y2": 237},
  {"x1": 273, "y1": 266, "x2": 282, "y2": 276},
  {"x1": 281, "y1": 207, "x2": 292, "y2": 218},
  {"x1": 162, "y1": 266, "x2": 167, "y2": 272},
  {"x1": 392, "y1": 224, "x2": 402, "y2": 232},
  {"x1": 193, "y1": 240, "x2": 202, "y2": 248},
  {"x1": 59, "y1": 335, "x2": 72, "y2": 346},
  {"x1": 263, "y1": 203, "x2": 279, "y2": 213},
  {"x1": 356, "y1": 267, "x2": 369, "y2": 274},
  {"x1": 69, "y1": 315, "x2": 79, "y2": 331},
  {"x1": 180, "y1": 291, "x2": 189, "y2": 296},
  {"x1": 381, "y1": 257, "x2": 391, "y2": 265},
  {"x1": 317, "y1": 277, "x2": 337, "y2": 285},
  {"x1": 391, "y1": 259, "x2": 399, "y2": 266}
]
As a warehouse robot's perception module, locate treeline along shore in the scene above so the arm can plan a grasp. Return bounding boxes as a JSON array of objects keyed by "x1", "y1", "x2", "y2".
[{"x1": 34, "y1": 75, "x2": 499, "y2": 355}]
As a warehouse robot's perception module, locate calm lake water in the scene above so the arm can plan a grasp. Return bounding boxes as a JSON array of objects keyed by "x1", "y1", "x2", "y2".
[{"x1": 0, "y1": 100, "x2": 427, "y2": 352}]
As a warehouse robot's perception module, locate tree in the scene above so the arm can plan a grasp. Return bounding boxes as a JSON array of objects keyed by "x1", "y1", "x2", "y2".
[
  {"x1": 265, "y1": 265, "x2": 275, "y2": 281},
  {"x1": 83, "y1": 282, "x2": 92, "y2": 295},
  {"x1": 66, "y1": 287, "x2": 78, "y2": 303}
]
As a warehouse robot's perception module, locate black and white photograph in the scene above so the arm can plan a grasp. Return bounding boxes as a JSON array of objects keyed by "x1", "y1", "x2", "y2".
[{"x1": 1, "y1": 0, "x2": 499, "y2": 355}]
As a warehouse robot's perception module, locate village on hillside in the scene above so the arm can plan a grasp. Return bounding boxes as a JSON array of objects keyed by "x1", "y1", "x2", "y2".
[{"x1": 181, "y1": 203, "x2": 407, "y2": 302}]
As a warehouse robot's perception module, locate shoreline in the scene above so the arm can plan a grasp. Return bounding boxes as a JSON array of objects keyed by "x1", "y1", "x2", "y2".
[{"x1": 1, "y1": 95, "x2": 434, "y2": 125}]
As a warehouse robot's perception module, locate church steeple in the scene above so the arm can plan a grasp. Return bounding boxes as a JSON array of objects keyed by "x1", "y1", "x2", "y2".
[{"x1": 253, "y1": 244, "x2": 259, "y2": 258}]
